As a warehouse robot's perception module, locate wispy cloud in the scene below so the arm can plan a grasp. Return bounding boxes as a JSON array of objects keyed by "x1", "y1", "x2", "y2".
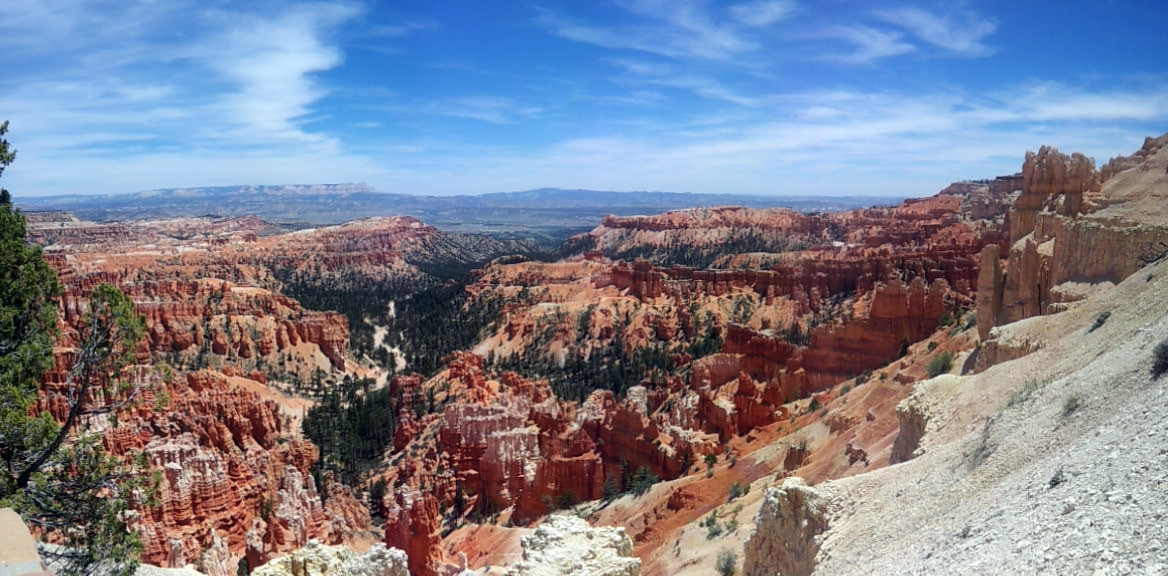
[
  {"x1": 876, "y1": 7, "x2": 996, "y2": 56},
  {"x1": 612, "y1": 59, "x2": 758, "y2": 105},
  {"x1": 821, "y1": 24, "x2": 916, "y2": 63},
  {"x1": 370, "y1": 20, "x2": 436, "y2": 37},
  {"x1": 0, "y1": 1, "x2": 368, "y2": 194},
  {"x1": 429, "y1": 97, "x2": 544, "y2": 124},
  {"x1": 536, "y1": 1, "x2": 758, "y2": 61},
  {"x1": 207, "y1": 3, "x2": 358, "y2": 141},
  {"x1": 729, "y1": 0, "x2": 796, "y2": 27},
  {"x1": 377, "y1": 81, "x2": 1168, "y2": 197}
]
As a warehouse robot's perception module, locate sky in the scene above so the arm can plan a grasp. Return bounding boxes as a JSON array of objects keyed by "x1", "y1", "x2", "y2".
[{"x1": 2, "y1": 0, "x2": 1167, "y2": 198}]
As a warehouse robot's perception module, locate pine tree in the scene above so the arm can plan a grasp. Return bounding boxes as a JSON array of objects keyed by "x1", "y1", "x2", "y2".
[{"x1": 0, "y1": 121, "x2": 154, "y2": 576}]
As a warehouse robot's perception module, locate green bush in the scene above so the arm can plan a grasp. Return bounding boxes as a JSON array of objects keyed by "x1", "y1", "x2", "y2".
[
  {"x1": 728, "y1": 481, "x2": 749, "y2": 501},
  {"x1": 1153, "y1": 338, "x2": 1168, "y2": 379},
  {"x1": 1048, "y1": 467, "x2": 1066, "y2": 489},
  {"x1": 631, "y1": 466, "x2": 659, "y2": 496},
  {"x1": 715, "y1": 549, "x2": 738, "y2": 576},
  {"x1": 1006, "y1": 379, "x2": 1044, "y2": 408},
  {"x1": 556, "y1": 490, "x2": 579, "y2": 510},
  {"x1": 706, "y1": 521, "x2": 723, "y2": 539},
  {"x1": 926, "y1": 351, "x2": 953, "y2": 378},
  {"x1": 1088, "y1": 311, "x2": 1110, "y2": 333}
]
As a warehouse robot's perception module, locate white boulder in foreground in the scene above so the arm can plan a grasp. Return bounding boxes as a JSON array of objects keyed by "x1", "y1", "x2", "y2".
[
  {"x1": 506, "y1": 514, "x2": 641, "y2": 576},
  {"x1": 251, "y1": 540, "x2": 407, "y2": 576}
]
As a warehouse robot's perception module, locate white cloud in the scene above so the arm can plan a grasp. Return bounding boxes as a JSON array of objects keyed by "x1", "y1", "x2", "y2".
[
  {"x1": 877, "y1": 7, "x2": 996, "y2": 56},
  {"x1": 431, "y1": 97, "x2": 544, "y2": 124},
  {"x1": 612, "y1": 59, "x2": 758, "y2": 105},
  {"x1": 536, "y1": 1, "x2": 758, "y2": 61},
  {"x1": 821, "y1": 24, "x2": 916, "y2": 63},
  {"x1": 0, "y1": 1, "x2": 367, "y2": 195},
  {"x1": 359, "y1": 82, "x2": 1168, "y2": 197},
  {"x1": 207, "y1": 3, "x2": 358, "y2": 141},
  {"x1": 729, "y1": 0, "x2": 796, "y2": 27}
]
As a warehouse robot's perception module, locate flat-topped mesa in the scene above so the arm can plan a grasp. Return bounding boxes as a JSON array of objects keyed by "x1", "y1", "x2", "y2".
[{"x1": 978, "y1": 133, "x2": 1168, "y2": 343}]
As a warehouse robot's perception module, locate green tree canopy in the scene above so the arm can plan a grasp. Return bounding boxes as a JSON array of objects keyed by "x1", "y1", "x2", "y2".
[{"x1": 0, "y1": 121, "x2": 153, "y2": 576}]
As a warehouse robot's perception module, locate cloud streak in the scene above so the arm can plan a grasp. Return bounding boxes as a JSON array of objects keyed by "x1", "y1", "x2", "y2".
[
  {"x1": 821, "y1": 24, "x2": 916, "y2": 63},
  {"x1": 876, "y1": 7, "x2": 996, "y2": 56},
  {"x1": 536, "y1": 1, "x2": 760, "y2": 61},
  {"x1": 730, "y1": 0, "x2": 796, "y2": 27}
]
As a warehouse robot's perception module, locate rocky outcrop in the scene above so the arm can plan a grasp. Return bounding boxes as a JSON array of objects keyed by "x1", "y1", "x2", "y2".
[
  {"x1": 977, "y1": 134, "x2": 1168, "y2": 348},
  {"x1": 890, "y1": 382, "x2": 932, "y2": 464},
  {"x1": 107, "y1": 371, "x2": 370, "y2": 574},
  {"x1": 1013, "y1": 146, "x2": 1098, "y2": 241},
  {"x1": 505, "y1": 515, "x2": 641, "y2": 576},
  {"x1": 251, "y1": 541, "x2": 408, "y2": 576},
  {"x1": 383, "y1": 486, "x2": 443, "y2": 576},
  {"x1": 742, "y1": 477, "x2": 829, "y2": 576}
]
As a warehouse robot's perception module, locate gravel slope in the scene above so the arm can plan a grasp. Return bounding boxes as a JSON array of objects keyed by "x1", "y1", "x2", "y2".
[{"x1": 815, "y1": 258, "x2": 1168, "y2": 576}]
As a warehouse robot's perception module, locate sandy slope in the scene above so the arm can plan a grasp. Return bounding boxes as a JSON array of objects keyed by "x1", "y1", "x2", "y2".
[{"x1": 813, "y1": 257, "x2": 1168, "y2": 575}]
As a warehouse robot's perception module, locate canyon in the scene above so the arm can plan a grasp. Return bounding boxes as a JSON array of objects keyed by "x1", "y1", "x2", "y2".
[{"x1": 17, "y1": 132, "x2": 1168, "y2": 576}]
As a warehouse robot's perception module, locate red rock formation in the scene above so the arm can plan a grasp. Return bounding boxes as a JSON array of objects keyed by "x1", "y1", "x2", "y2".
[
  {"x1": 384, "y1": 486, "x2": 443, "y2": 576},
  {"x1": 99, "y1": 371, "x2": 370, "y2": 574}
]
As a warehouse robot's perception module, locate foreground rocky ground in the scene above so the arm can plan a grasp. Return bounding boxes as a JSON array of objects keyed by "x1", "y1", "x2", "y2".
[{"x1": 808, "y1": 244, "x2": 1168, "y2": 576}]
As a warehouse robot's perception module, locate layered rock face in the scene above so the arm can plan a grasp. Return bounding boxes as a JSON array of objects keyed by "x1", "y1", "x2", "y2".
[
  {"x1": 383, "y1": 486, "x2": 443, "y2": 576},
  {"x1": 98, "y1": 370, "x2": 370, "y2": 574},
  {"x1": 742, "y1": 477, "x2": 829, "y2": 576},
  {"x1": 505, "y1": 515, "x2": 641, "y2": 576},
  {"x1": 977, "y1": 133, "x2": 1168, "y2": 342},
  {"x1": 380, "y1": 357, "x2": 667, "y2": 576},
  {"x1": 467, "y1": 189, "x2": 996, "y2": 444}
]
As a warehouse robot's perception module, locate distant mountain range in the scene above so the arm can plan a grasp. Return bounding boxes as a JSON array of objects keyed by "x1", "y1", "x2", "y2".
[{"x1": 16, "y1": 184, "x2": 904, "y2": 243}]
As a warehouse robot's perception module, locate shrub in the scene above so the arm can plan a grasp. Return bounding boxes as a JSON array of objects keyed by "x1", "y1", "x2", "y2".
[
  {"x1": 715, "y1": 549, "x2": 737, "y2": 576},
  {"x1": 1048, "y1": 467, "x2": 1066, "y2": 489},
  {"x1": 602, "y1": 475, "x2": 620, "y2": 500},
  {"x1": 1006, "y1": 379, "x2": 1044, "y2": 408},
  {"x1": 557, "y1": 490, "x2": 579, "y2": 510},
  {"x1": 631, "y1": 466, "x2": 659, "y2": 496},
  {"x1": 927, "y1": 341, "x2": 939, "y2": 352},
  {"x1": 926, "y1": 351, "x2": 953, "y2": 378},
  {"x1": 728, "y1": 481, "x2": 749, "y2": 501},
  {"x1": 706, "y1": 519, "x2": 723, "y2": 539},
  {"x1": 1153, "y1": 338, "x2": 1168, "y2": 379},
  {"x1": 1088, "y1": 311, "x2": 1110, "y2": 333},
  {"x1": 1061, "y1": 394, "x2": 1083, "y2": 417},
  {"x1": 369, "y1": 478, "x2": 389, "y2": 516}
]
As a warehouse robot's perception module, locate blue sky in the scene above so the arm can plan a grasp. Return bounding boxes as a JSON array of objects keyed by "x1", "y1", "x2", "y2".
[{"x1": 3, "y1": 0, "x2": 1167, "y2": 198}]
